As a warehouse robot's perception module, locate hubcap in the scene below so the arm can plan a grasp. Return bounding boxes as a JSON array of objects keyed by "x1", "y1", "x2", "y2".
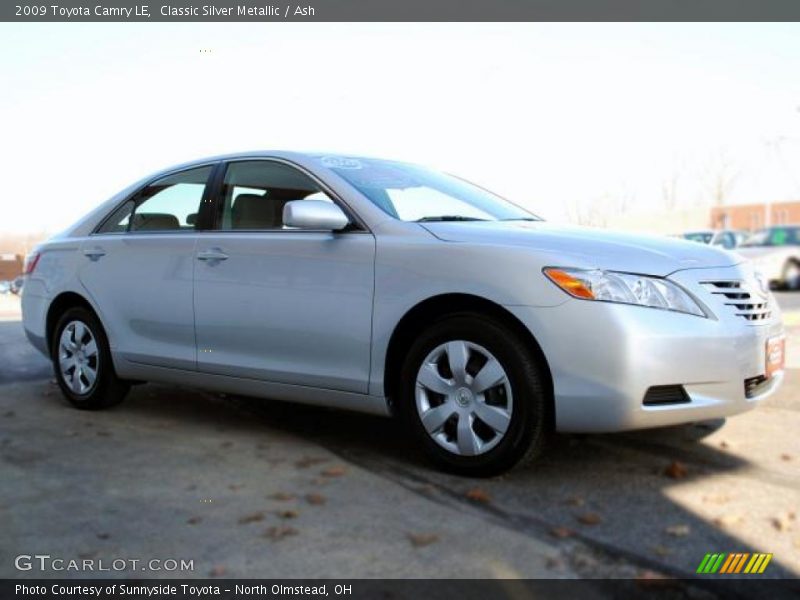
[
  {"x1": 58, "y1": 320, "x2": 99, "y2": 396},
  {"x1": 415, "y1": 340, "x2": 513, "y2": 457}
]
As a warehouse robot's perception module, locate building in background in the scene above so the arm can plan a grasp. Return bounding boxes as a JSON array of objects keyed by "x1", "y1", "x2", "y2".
[
  {"x1": 712, "y1": 200, "x2": 800, "y2": 231},
  {"x1": 0, "y1": 253, "x2": 23, "y2": 280}
]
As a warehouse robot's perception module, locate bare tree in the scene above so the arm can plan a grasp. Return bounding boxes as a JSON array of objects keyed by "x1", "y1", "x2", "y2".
[
  {"x1": 705, "y1": 150, "x2": 740, "y2": 207},
  {"x1": 660, "y1": 170, "x2": 680, "y2": 211}
]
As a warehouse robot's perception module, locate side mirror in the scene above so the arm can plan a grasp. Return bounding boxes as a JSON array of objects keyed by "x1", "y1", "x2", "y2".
[{"x1": 283, "y1": 200, "x2": 350, "y2": 231}]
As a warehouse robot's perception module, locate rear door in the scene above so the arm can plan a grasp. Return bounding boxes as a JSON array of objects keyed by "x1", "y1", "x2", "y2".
[
  {"x1": 78, "y1": 164, "x2": 215, "y2": 370},
  {"x1": 192, "y1": 159, "x2": 376, "y2": 393}
]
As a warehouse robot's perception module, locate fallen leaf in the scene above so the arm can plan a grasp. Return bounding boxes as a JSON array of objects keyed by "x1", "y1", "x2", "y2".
[
  {"x1": 96, "y1": 533, "x2": 110, "y2": 540},
  {"x1": 238, "y1": 512, "x2": 266, "y2": 525},
  {"x1": 407, "y1": 533, "x2": 439, "y2": 547},
  {"x1": 270, "y1": 492, "x2": 296, "y2": 501},
  {"x1": 209, "y1": 566, "x2": 226, "y2": 577},
  {"x1": 263, "y1": 525, "x2": 298, "y2": 541},
  {"x1": 635, "y1": 570, "x2": 671, "y2": 586},
  {"x1": 781, "y1": 453, "x2": 792, "y2": 461},
  {"x1": 321, "y1": 466, "x2": 347, "y2": 477},
  {"x1": 277, "y1": 509, "x2": 299, "y2": 519},
  {"x1": 228, "y1": 484, "x2": 244, "y2": 491},
  {"x1": 665, "y1": 524, "x2": 690, "y2": 537},
  {"x1": 770, "y1": 516, "x2": 788, "y2": 532},
  {"x1": 187, "y1": 516, "x2": 202, "y2": 525},
  {"x1": 295, "y1": 456, "x2": 328, "y2": 469},
  {"x1": 564, "y1": 495, "x2": 585, "y2": 507},
  {"x1": 545, "y1": 557, "x2": 563, "y2": 570},
  {"x1": 713, "y1": 514, "x2": 744, "y2": 528},
  {"x1": 465, "y1": 488, "x2": 491, "y2": 504},
  {"x1": 719, "y1": 440, "x2": 730, "y2": 449},
  {"x1": 305, "y1": 493, "x2": 326, "y2": 506},
  {"x1": 651, "y1": 545, "x2": 672, "y2": 557},
  {"x1": 549, "y1": 526, "x2": 575, "y2": 539},
  {"x1": 663, "y1": 461, "x2": 688, "y2": 479},
  {"x1": 577, "y1": 513, "x2": 602, "y2": 526}
]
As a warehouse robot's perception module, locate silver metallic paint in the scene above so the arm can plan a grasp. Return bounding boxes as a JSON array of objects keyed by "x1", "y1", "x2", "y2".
[{"x1": 22, "y1": 151, "x2": 786, "y2": 431}]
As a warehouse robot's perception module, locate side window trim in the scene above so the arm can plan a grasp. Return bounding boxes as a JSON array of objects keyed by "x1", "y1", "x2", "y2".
[
  {"x1": 209, "y1": 158, "x2": 369, "y2": 234},
  {"x1": 92, "y1": 162, "x2": 220, "y2": 236}
]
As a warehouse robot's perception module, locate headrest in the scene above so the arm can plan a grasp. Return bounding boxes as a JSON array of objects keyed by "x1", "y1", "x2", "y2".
[
  {"x1": 132, "y1": 213, "x2": 180, "y2": 231},
  {"x1": 232, "y1": 194, "x2": 275, "y2": 229}
]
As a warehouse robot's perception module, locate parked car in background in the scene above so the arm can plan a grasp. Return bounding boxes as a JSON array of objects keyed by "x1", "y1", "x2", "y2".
[
  {"x1": 0, "y1": 280, "x2": 10, "y2": 294},
  {"x1": 9, "y1": 276, "x2": 24, "y2": 295},
  {"x1": 679, "y1": 229, "x2": 749, "y2": 250},
  {"x1": 20, "y1": 151, "x2": 786, "y2": 475},
  {"x1": 737, "y1": 225, "x2": 800, "y2": 290}
]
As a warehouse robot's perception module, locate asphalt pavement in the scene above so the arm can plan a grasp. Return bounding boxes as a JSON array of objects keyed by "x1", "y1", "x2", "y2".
[{"x1": 0, "y1": 293, "x2": 798, "y2": 593}]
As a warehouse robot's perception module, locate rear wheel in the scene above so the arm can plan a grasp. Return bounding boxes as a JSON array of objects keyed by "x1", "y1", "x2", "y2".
[
  {"x1": 399, "y1": 313, "x2": 548, "y2": 476},
  {"x1": 51, "y1": 307, "x2": 129, "y2": 410}
]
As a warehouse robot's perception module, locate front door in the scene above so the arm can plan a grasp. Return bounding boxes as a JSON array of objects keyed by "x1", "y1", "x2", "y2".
[{"x1": 193, "y1": 159, "x2": 375, "y2": 393}]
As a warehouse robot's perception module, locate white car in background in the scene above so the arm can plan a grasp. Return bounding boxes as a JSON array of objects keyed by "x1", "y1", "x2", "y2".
[
  {"x1": 680, "y1": 229, "x2": 750, "y2": 250},
  {"x1": 737, "y1": 225, "x2": 800, "y2": 291}
]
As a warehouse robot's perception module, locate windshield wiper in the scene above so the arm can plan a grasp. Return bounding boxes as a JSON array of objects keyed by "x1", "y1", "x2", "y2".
[
  {"x1": 500, "y1": 217, "x2": 540, "y2": 221},
  {"x1": 415, "y1": 215, "x2": 489, "y2": 222}
]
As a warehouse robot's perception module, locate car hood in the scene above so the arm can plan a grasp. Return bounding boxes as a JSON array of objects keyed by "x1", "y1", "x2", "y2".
[{"x1": 420, "y1": 220, "x2": 740, "y2": 277}]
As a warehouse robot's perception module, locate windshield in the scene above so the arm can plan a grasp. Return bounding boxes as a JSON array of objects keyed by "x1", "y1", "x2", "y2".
[
  {"x1": 318, "y1": 156, "x2": 538, "y2": 222},
  {"x1": 741, "y1": 227, "x2": 800, "y2": 247},
  {"x1": 683, "y1": 232, "x2": 713, "y2": 244}
]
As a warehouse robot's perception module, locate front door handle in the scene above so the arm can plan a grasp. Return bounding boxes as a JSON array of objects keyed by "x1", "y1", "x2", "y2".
[
  {"x1": 83, "y1": 246, "x2": 106, "y2": 261},
  {"x1": 197, "y1": 248, "x2": 229, "y2": 262}
]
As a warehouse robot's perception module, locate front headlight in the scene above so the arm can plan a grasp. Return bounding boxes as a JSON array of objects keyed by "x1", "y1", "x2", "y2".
[{"x1": 544, "y1": 268, "x2": 706, "y2": 317}]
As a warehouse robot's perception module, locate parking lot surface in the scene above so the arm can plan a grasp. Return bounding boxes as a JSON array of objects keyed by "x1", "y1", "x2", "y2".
[{"x1": 0, "y1": 292, "x2": 798, "y2": 592}]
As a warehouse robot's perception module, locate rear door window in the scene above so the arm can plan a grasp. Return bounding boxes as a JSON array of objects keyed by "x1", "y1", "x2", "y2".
[{"x1": 98, "y1": 166, "x2": 212, "y2": 233}]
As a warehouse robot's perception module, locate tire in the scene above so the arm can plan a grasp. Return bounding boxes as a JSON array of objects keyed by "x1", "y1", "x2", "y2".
[
  {"x1": 399, "y1": 313, "x2": 549, "y2": 477},
  {"x1": 50, "y1": 306, "x2": 130, "y2": 410},
  {"x1": 783, "y1": 261, "x2": 800, "y2": 291}
]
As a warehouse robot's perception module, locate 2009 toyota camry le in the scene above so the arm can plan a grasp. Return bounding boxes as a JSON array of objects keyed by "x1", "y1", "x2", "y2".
[{"x1": 21, "y1": 151, "x2": 786, "y2": 475}]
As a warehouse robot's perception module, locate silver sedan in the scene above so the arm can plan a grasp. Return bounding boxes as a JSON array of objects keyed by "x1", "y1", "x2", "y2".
[{"x1": 21, "y1": 152, "x2": 786, "y2": 475}]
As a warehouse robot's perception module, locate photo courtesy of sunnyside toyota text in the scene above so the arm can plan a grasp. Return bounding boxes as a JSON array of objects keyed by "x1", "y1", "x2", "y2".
[{"x1": 1, "y1": 1, "x2": 799, "y2": 599}]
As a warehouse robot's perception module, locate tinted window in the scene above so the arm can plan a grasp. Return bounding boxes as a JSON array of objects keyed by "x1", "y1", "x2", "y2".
[
  {"x1": 317, "y1": 156, "x2": 537, "y2": 222},
  {"x1": 99, "y1": 166, "x2": 212, "y2": 233},
  {"x1": 741, "y1": 227, "x2": 800, "y2": 247},
  {"x1": 683, "y1": 232, "x2": 713, "y2": 244},
  {"x1": 218, "y1": 161, "x2": 333, "y2": 230}
]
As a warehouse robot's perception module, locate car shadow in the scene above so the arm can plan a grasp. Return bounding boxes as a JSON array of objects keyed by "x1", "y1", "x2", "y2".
[
  {"x1": 0, "y1": 320, "x2": 51, "y2": 384},
  {"x1": 115, "y1": 382, "x2": 799, "y2": 586}
]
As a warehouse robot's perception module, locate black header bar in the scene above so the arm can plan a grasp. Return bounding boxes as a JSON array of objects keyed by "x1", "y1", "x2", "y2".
[{"x1": 5, "y1": 0, "x2": 800, "y2": 22}]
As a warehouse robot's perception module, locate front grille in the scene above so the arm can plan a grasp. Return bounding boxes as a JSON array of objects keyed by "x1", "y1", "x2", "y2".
[
  {"x1": 744, "y1": 375, "x2": 769, "y2": 399},
  {"x1": 643, "y1": 385, "x2": 691, "y2": 406},
  {"x1": 700, "y1": 280, "x2": 772, "y2": 322}
]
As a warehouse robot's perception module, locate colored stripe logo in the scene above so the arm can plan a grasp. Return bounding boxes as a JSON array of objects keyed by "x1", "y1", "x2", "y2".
[{"x1": 696, "y1": 552, "x2": 772, "y2": 574}]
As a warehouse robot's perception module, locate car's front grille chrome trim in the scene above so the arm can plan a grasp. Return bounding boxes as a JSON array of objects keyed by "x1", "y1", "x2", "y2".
[{"x1": 700, "y1": 280, "x2": 772, "y2": 322}]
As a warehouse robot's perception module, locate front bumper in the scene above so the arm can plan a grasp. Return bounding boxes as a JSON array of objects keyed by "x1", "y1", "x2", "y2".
[{"x1": 508, "y1": 264, "x2": 785, "y2": 433}]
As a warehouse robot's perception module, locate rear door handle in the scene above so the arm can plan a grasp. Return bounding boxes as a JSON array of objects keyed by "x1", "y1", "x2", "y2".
[
  {"x1": 83, "y1": 246, "x2": 106, "y2": 261},
  {"x1": 196, "y1": 248, "x2": 229, "y2": 262}
]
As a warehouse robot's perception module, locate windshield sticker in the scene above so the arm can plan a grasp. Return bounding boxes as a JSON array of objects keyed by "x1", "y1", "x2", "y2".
[{"x1": 320, "y1": 156, "x2": 363, "y2": 170}]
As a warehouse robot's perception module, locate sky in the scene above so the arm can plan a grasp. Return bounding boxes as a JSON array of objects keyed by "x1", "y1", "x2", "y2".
[{"x1": 2, "y1": 22, "x2": 800, "y2": 234}]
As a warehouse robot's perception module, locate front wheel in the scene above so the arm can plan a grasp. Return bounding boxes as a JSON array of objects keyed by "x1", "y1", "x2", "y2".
[
  {"x1": 51, "y1": 307, "x2": 130, "y2": 410},
  {"x1": 399, "y1": 313, "x2": 549, "y2": 476}
]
